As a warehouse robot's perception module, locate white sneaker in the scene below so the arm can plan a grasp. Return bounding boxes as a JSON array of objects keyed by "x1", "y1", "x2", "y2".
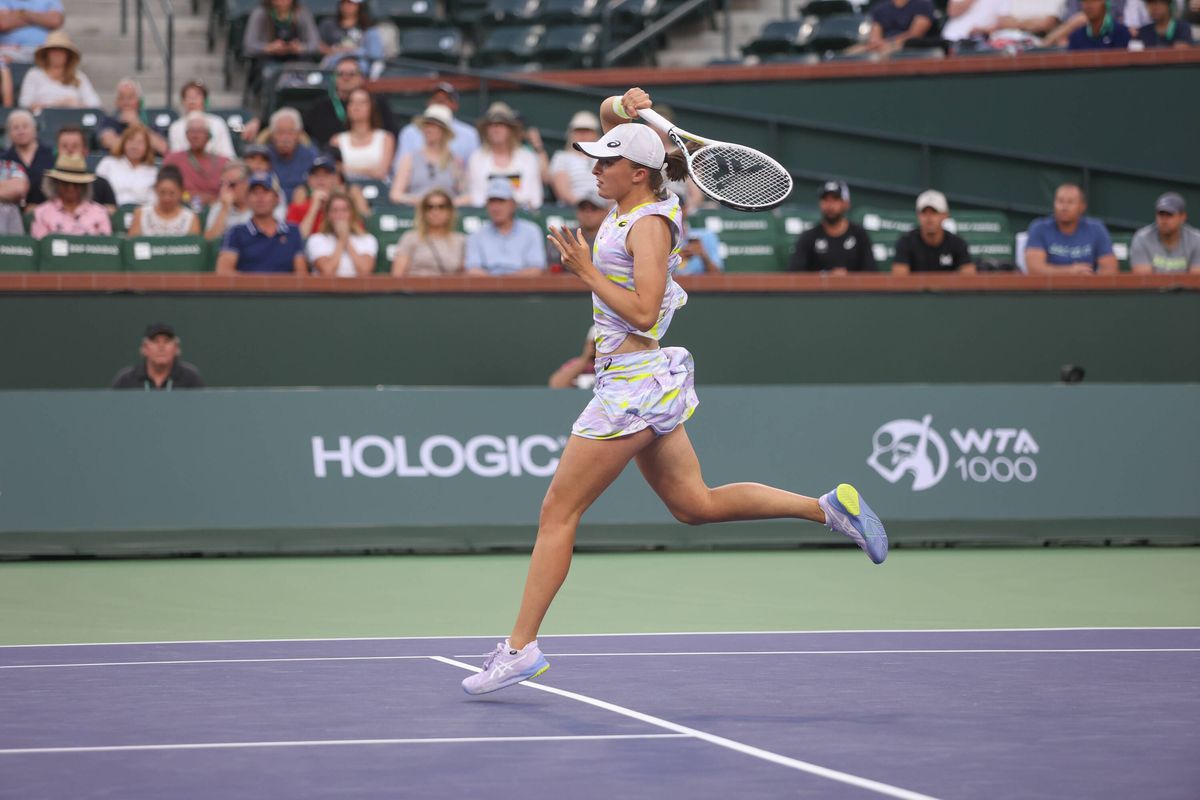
[
  {"x1": 818, "y1": 483, "x2": 888, "y2": 564},
  {"x1": 461, "y1": 640, "x2": 550, "y2": 695}
]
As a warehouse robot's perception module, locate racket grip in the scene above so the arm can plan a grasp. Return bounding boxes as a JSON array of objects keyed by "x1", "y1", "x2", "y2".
[{"x1": 636, "y1": 108, "x2": 672, "y2": 136}]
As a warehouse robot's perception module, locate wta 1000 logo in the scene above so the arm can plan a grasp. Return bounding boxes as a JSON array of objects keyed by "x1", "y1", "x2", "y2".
[
  {"x1": 867, "y1": 415, "x2": 1039, "y2": 491},
  {"x1": 312, "y1": 434, "x2": 566, "y2": 479}
]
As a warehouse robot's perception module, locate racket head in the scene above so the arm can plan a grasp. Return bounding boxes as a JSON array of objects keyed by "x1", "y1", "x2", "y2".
[{"x1": 681, "y1": 140, "x2": 794, "y2": 212}]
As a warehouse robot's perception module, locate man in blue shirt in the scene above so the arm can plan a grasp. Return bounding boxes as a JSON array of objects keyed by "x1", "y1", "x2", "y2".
[
  {"x1": 1024, "y1": 183, "x2": 1118, "y2": 274},
  {"x1": 465, "y1": 178, "x2": 546, "y2": 277},
  {"x1": 1137, "y1": 0, "x2": 1194, "y2": 46},
  {"x1": 267, "y1": 108, "x2": 317, "y2": 202},
  {"x1": 1067, "y1": 0, "x2": 1132, "y2": 48},
  {"x1": 215, "y1": 173, "x2": 306, "y2": 275},
  {"x1": 0, "y1": 0, "x2": 64, "y2": 60},
  {"x1": 850, "y1": 0, "x2": 935, "y2": 54}
]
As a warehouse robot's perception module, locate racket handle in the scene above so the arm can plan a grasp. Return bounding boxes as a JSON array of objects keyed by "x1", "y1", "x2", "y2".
[{"x1": 636, "y1": 108, "x2": 672, "y2": 136}]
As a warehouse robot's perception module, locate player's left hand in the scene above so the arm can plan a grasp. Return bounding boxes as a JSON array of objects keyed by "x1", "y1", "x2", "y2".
[{"x1": 547, "y1": 226, "x2": 594, "y2": 278}]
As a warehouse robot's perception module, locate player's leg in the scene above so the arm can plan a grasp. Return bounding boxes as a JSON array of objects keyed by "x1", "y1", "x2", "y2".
[{"x1": 635, "y1": 426, "x2": 887, "y2": 563}]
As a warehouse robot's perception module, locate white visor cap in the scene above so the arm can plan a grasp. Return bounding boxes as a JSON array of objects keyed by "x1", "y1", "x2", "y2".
[{"x1": 573, "y1": 123, "x2": 666, "y2": 170}]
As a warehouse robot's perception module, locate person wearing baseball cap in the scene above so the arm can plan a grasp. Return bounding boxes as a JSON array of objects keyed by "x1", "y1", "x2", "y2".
[
  {"x1": 110, "y1": 323, "x2": 206, "y2": 390},
  {"x1": 463, "y1": 177, "x2": 546, "y2": 276},
  {"x1": 466, "y1": 86, "x2": 890, "y2": 697},
  {"x1": 216, "y1": 172, "x2": 306, "y2": 275},
  {"x1": 1129, "y1": 193, "x2": 1200, "y2": 274},
  {"x1": 787, "y1": 179, "x2": 876, "y2": 272},
  {"x1": 891, "y1": 189, "x2": 975, "y2": 275},
  {"x1": 394, "y1": 81, "x2": 481, "y2": 172},
  {"x1": 285, "y1": 153, "x2": 339, "y2": 237},
  {"x1": 549, "y1": 110, "x2": 603, "y2": 206}
]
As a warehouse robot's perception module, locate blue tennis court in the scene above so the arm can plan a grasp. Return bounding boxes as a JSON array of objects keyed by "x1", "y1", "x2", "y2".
[{"x1": 3, "y1": 627, "x2": 1197, "y2": 799}]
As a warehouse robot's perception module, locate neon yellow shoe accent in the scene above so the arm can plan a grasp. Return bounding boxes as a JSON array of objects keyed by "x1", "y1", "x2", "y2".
[
  {"x1": 531, "y1": 664, "x2": 550, "y2": 680},
  {"x1": 836, "y1": 483, "x2": 861, "y2": 516}
]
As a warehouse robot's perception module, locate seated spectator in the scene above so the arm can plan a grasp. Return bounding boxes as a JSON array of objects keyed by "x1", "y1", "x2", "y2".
[
  {"x1": 316, "y1": 0, "x2": 383, "y2": 66},
  {"x1": 388, "y1": 104, "x2": 464, "y2": 206},
  {"x1": 1137, "y1": 0, "x2": 1194, "y2": 45},
  {"x1": 205, "y1": 160, "x2": 284, "y2": 240},
  {"x1": 1024, "y1": 183, "x2": 1118, "y2": 274},
  {"x1": 0, "y1": 0, "x2": 64, "y2": 63},
  {"x1": 242, "y1": 0, "x2": 319, "y2": 66},
  {"x1": 1130, "y1": 193, "x2": 1200, "y2": 273},
  {"x1": 1, "y1": 108, "x2": 52, "y2": 205},
  {"x1": 128, "y1": 166, "x2": 201, "y2": 237},
  {"x1": 17, "y1": 31, "x2": 100, "y2": 110},
  {"x1": 55, "y1": 124, "x2": 116, "y2": 210},
  {"x1": 96, "y1": 78, "x2": 167, "y2": 155},
  {"x1": 892, "y1": 190, "x2": 976, "y2": 274},
  {"x1": 0, "y1": 151, "x2": 28, "y2": 232},
  {"x1": 465, "y1": 102, "x2": 543, "y2": 209},
  {"x1": 29, "y1": 152, "x2": 111, "y2": 238},
  {"x1": 305, "y1": 190, "x2": 376, "y2": 276},
  {"x1": 1068, "y1": 0, "x2": 1133, "y2": 47},
  {"x1": 678, "y1": 226, "x2": 724, "y2": 276},
  {"x1": 788, "y1": 180, "x2": 876, "y2": 273},
  {"x1": 992, "y1": 0, "x2": 1064, "y2": 38},
  {"x1": 215, "y1": 172, "x2": 305, "y2": 274},
  {"x1": 286, "y1": 153, "x2": 337, "y2": 237},
  {"x1": 942, "y1": 0, "x2": 1007, "y2": 41},
  {"x1": 95, "y1": 124, "x2": 158, "y2": 207},
  {"x1": 332, "y1": 87, "x2": 394, "y2": 181},
  {"x1": 465, "y1": 178, "x2": 546, "y2": 276},
  {"x1": 390, "y1": 188, "x2": 465, "y2": 276},
  {"x1": 266, "y1": 107, "x2": 317, "y2": 201},
  {"x1": 166, "y1": 80, "x2": 236, "y2": 158},
  {"x1": 394, "y1": 82, "x2": 479, "y2": 169},
  {"x1": 549, "y1": 111, "x2": 601, "y2": 206},
  {"x1": 110, "y1": 322, "x2": 205, "y2": 390},
  {"x1": 848, "y1": 0, "x2": 935, "y2": 54},
  {"x1": 162, "y1": 112, "x2": 230, "y2": 206},
  {"x1": 548, "y1": 325, "x2": 598, "y2": 390},
  {"x1": 242, "y1": 142, "x2": 272, "y2": 175},
  {"x1": 302, "y1": 56, "x2": 397, "y2": 151}
]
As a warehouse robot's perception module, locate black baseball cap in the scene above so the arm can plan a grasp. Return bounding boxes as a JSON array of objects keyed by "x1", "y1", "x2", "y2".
[
  {"x1": 243, "y1": 143, "x2": 270, "y2": 159},
  {"x1": 309, "y1": 155, "x2": 336, "y2": 174},
  {"x1": 818, "y1": 180, "x2": 850, "y2": 201},
  {"x1": 144, "y1": 322, "x2": 177, "y2": 339},
  {"x1": 432, "y1": 81, "x2": 459, "y2": 101}
]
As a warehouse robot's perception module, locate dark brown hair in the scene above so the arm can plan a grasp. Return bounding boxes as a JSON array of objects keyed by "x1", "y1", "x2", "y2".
[
  {"x1": 649, "y1": 145, "x2": 694, "y2": 197},
  {"x1": 346, "y1": 87, "x2": 382, "y2": 131}
]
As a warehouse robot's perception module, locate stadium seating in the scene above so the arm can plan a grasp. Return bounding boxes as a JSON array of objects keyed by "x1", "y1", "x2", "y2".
[
  {"x1": 944, "y1": 210, "x2": 1014, "y2": 267},
  {"x1": 537, "y1": 24, "x2": 604, "y2": 69},
  {"x1": 805, "y1": 13, "x2": 871, "y2": 53},
  {"x1": 141, "y1": 107, "x2": 179, "y2": 138},
  {"x1": 123, "y1": 237, "x2": 212, "y2": 272},
  {"x1": 0, "y1": 236, "x2": 38, "y2": 271},
  {"x1": 376, "y1": 0, "x2": 443, "y2": 25},
  {"x1": 541, "y1": 0, "x2": 604, "y2": 24},
  {"x1": 483, "y1": 0, "x2": 544, "y2": 25},
  {"x1": 395, "y1": 27, "x2": 466, "y2": 64},
  {"x1": 472, "y1": 25, "x2": 546, "y2": 67},
  {"x1": 690, "y1": 207, "x2": 786, "y2": 272},
  {"x1": 743, "y1": 20, "x2": 810, "y2": 59},
  {"x1": 35, "y1": 108, "x2": 104, "y2": 144},
  {"x1": 37, "y1": 235, "x2": 125, "y2": 272}
]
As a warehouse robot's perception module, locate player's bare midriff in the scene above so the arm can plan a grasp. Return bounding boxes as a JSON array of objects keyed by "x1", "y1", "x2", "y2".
[{"x1": 609, "y1": 333, "x2": 659, "y2": 355}]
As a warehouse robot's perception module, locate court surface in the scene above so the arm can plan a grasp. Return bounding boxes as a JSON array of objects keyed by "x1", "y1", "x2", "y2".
[{"x1": 3, "y1": 626, "x2": 1198, "y2": 799}]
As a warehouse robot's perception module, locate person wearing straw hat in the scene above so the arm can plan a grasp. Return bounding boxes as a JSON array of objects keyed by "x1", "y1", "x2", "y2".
[
  {"x1": 16, "y1": 30, "x2": 100, "y2": 111},
  {"x1": 465, "y1": 101, "x2": 544, "y2": 210},
  {"x1": 0, "y1": 0, "x2": 64, "y2": 62},
  {"x1": 395, "y1": 82, "x2": 480, "y2": 169},
  {"x1": 29, "y1": 152, "x2": 111, "y2": 238},
  {"x1": 388, "y1": 104, "x2": 464, "y2": 206}
]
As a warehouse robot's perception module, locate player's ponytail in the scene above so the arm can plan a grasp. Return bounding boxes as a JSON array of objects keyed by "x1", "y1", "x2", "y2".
[{"x1": 649, "y1": 145, "x2": 695, "y2": 199}]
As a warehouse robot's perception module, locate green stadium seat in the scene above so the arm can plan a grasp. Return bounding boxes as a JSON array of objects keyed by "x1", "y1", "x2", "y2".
[
  {"x1": 375, "y1": 0, "x2": 442, "y2": 25},
  {"x1": 806, "y1": 13, "x2": 870, "y2": 53},
  {"x1": 369, "y1": 205, "x2": 417, "y2": 273},
  {"x1": 141, "y1": 107, "x2": 178, "y2": 137},
  {"x1": 690, "y1": 208, "x2": 785, "y2": 272},
  {"x1": 123, "y1": 237, "x2": 212, "y2": 272},
  {"x1": 944, "y1": 210, "x2": 1014, "y2": 267},
  {"x1": 537, "y1": 24, "x2": 603, "y2": 69},
  {"x1": 350, "y1": 179, "x2": 389, "y2": 204},
  {"x1": 472, "y1": 25, "x2": 545, "y2": 67},
  {"x1": 483, "y1": 0, "x2": 543, "y2": 24},
  {"x1": 541, "y1": 0, "x2": 602, "y2": 24},
  {"x1": 799, "y1": 0, "x2": 856, "y2": 16},
  {"x1": 209, "y1": 107, "x2": 252, "y2": 140},
  {"x1": 0, "y1": 235, "x2": 39, "y2": 271},
  {"x1": 743, "y1": 20, "x2": 809, "y2": 59},
  {"x1": 852, "y1": 206, "x2": 914, "y2": 267},
  {"x1": 35, "y1": 107, "x2": 104, "y2": 143},
  {"x1": 111, "y1": 204, "x2": 141, "y2": 235},
  {"x1": 396, "y1": 27, "x2": 465, "y2": 63},
  {"x1": 776, "y1": 205, "x2": 819, "y2": 264},
  {"x1": 37, "y1": 235, "x2": 125, "y2": 272}
]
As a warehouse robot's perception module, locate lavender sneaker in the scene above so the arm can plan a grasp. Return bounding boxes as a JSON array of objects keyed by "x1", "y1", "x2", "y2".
[
  {"x1": 461, "y1": 640, "x2": 550, "y2": 695},
  {"x1": 818, "y1": 483, "x2": 888, "y2": 564}
]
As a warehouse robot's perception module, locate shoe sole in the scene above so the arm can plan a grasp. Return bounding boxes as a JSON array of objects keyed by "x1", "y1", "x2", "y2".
[{"x1": 462, "y1": 659, "x2": 550, "y2": 696}]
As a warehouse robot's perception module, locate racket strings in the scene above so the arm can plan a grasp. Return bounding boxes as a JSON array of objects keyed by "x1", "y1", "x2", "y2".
[{"x1": 689, "y1": 144, "x2": 792, "y2": 209}]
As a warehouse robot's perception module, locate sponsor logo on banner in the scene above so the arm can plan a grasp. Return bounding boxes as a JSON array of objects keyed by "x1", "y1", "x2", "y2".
[
  {"x1": 867, "y1": 415, "x2": 1039, "y2": 491},
  {"x1": 312, "y1": 434, "x2": 567, "y2": 479}
]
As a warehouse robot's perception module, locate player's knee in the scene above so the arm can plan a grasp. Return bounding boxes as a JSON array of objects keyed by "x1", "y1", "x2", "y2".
[
  {"x1": 539, "y1": 488, "x2": 582, "y2": 531},
  {"x1": 667, "y1": 496, "x2": 713, "y2": 526}
]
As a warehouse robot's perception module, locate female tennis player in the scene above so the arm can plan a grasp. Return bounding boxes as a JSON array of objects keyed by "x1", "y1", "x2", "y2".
[{"x1": 463, "y1": 88, "x2": 888, "y2": 695}]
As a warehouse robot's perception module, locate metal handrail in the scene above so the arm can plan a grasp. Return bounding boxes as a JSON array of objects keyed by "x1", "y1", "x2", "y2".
[
  {"x1": 603, "y1": 0, "x2": 714, "y2": 66},
  {"x1": 135, "y1": 0, "x2": 176, "y2": 107}
]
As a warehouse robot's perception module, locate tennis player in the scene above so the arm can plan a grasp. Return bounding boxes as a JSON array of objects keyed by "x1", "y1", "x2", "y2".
[{"x1": 463, "y1": 88, "x2": 888, "y2": 695}]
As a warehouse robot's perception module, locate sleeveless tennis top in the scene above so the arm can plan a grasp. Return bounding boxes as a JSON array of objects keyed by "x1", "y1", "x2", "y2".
[{"x1": 591, "y1": 193, "x2": 686, "y2": 354}]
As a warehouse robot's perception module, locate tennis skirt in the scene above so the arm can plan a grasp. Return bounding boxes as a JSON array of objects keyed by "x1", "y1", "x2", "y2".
[{"x1": 571, "y1": 346, "x2": 699, "y2": 440}]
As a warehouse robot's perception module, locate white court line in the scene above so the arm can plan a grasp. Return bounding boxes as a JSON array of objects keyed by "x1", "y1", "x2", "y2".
[
  {"x1": 433, "y1": 656, "x2": 942, "y2": 800},
  {"x1": 0, "y1": 733, "x2": 690, "y2": 756},
  {"x1": 4, "y1": 647, "x2": 1198, "y2": 671},
  {"x1": 1, "y1": 627, "x2": 1196, "y2": 649}
]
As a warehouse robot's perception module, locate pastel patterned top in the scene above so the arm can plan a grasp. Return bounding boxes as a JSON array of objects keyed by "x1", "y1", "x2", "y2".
[{"x1": 591, "y1": 193, "x2": 686, "y2": 354}]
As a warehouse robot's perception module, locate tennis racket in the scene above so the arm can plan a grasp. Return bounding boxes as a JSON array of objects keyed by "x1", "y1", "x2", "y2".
[{"x1": 637, "y1": 108, "x2": 793, "y2": 212}]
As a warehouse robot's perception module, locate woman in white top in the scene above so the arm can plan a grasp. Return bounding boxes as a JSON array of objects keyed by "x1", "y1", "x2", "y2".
[
  {"x1": 17, "y1": 31, "x2": 102, "y2": 111},
  {"x1": 465, "y1": 101, "x2": 543, "y2": 209},
  {"x1": 388, "y1": 104, "x2": 464, "y2": 206},
  {"x1": 305, "y1": 190, "x2": 377, "y2": 277},
  {"x1": 166, "y1": 80, "x2": 237, "y2": 158},
  {"x1": 548, "y1": 110, "x2": 601, "y2": 206},
  {"x1": 390, "y1": 188, "x2": 465, "y2": 276},
  {"x1": 128, "y1": 166, "x2": 201, "y2": 237},
  {"x1": 95, "y1": 125, "x2": 160, "y2": 207},
  {"x1": 332, "y1": 88, "x2": 394, "y2": 181}
]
